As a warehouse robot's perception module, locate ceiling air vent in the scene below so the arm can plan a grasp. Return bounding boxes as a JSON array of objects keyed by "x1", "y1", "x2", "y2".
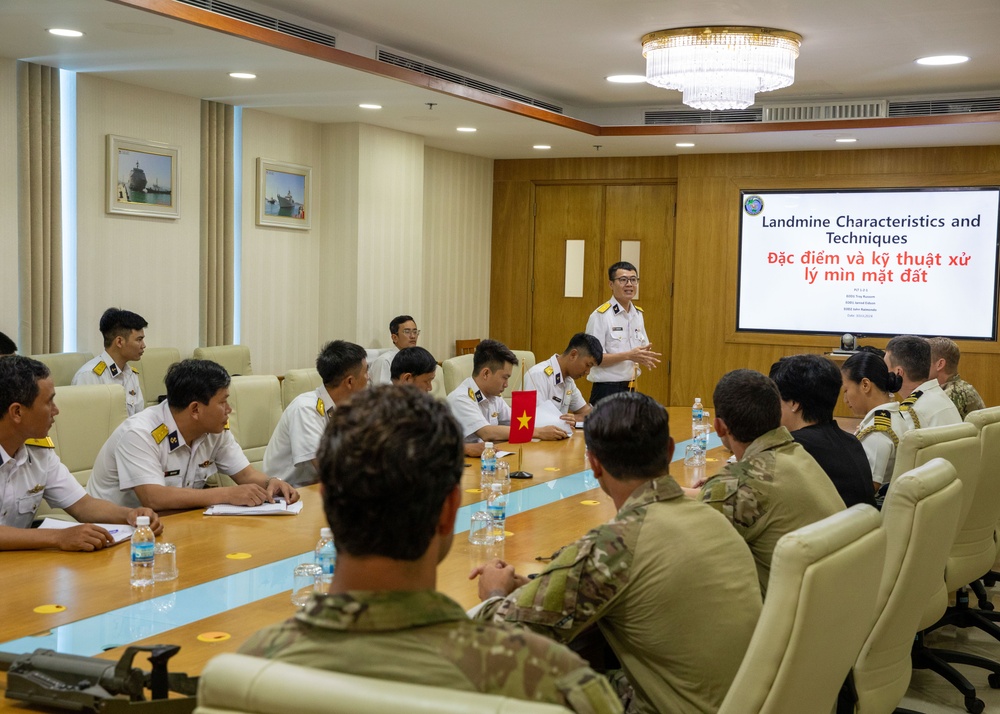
[
  {"x1": 644, "y1": 108, "x2": 762, "y2": 125},
  {"x1": 763, "y1": 101, "x2": 888, "y2": 122},
  {"x1": 175, "y1": 0, "x2": 336, "y2": 47},
  {"x1": 888, "y1": 96, "x2": 1000, "y2": 117},
  {"x1": 377, "y1": 49, "x2": 563, "y2": 115}
]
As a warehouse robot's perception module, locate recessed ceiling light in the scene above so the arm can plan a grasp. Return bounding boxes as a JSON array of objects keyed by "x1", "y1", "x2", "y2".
[
  {"x1": 533, "y1": 145, "x2": 551, "y2": 150},
  {"x1": 229, "y1": 72, "x2": 256, "y2": 79},
  {"x1": 607, "y1": 75, "x2": 647, "y2": 84},
  {"x1": 675, "y1": 142, "x2": 695, "y2": 148},
  {"x1": 915, "y1": 55, "x2": 969, "y2": 66},
  {"x1": 835, "y1": 138, "x2": 857, "y2": 143},
  {"x1": 358, "y1": 103, "x2": 382, "y2": 110},
  {"x1": 457, "y1": 127, "x2": 477, "y2": 132},
  {"x1": 48, "y1": 28, "x2": 84, "y2": 37}
]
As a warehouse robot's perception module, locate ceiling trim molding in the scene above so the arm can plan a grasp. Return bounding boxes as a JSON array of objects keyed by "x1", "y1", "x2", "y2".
[{"x1": 112, "y1": 0, "x2": 1000, "y2": 138}]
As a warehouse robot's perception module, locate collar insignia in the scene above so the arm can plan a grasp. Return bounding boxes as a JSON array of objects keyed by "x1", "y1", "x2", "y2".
[
  {"x1": 168, "y1": 431, "x2": 180, "y2": 451},
  {"x1": 612, "y1": 303, "x2": 620, "y2": 315},
  {"x1": 109, "y1": 363, "x2": 120, "y2": 377}
]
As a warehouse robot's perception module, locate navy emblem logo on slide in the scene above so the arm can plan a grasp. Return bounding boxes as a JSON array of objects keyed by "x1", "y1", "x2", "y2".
[{"x1": 744, "y1": 195, "x2": 764, "y2": 215}]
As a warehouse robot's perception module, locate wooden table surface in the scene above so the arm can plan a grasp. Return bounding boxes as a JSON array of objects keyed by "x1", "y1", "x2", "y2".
[{"x1": 0, "y1": 407, "x2": 742, "y2": 709}]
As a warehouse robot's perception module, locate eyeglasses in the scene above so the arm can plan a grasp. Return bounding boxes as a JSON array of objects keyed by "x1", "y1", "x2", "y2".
[
  {"x1": 400, "y1": 329, "x2": 421, "y2": 336},
  {"x1": 614, "y1": 276, "x2": 639, "y2": 285}
]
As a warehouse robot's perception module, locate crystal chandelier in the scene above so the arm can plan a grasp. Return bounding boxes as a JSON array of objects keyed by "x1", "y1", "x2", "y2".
[{"x1": 642, "y1": 26, "x2": 802, "y2": 111}]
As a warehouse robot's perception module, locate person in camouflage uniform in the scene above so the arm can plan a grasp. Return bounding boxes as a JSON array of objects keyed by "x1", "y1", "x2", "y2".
[
  {"x1": 928, "y1": 336, "x2": 986, "y2": 419},
  {"x1": 240, "y1": 386, "x2": 621, "y2": 714},
  {"x1": 696, "y1": 369, "x2": 846, "y2": 595},
  {"x1": 471, "y1": 392, "x2": 762, "y2": 714}
]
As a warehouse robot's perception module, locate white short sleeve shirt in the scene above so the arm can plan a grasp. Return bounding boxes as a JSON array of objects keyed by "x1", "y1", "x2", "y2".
[
  {"x1": 585, "y1": 297, "x2": 648, "y2": 383},
  {"x1": 0, "y1": 442, "x2": 86, "y2": 528},
  {"x1": 72, "y1": 351, "x2": 145, "y2": 416},
  {"x1": 524, "y1": 355, "x2": 586, "y2": 415},
  {"x1": 368, "y1": 347, "x2": 399, "y2": 386},
  {"x1": 263, "y1": 386, "x2": 335, "y2": 486},
  {"x1": 446, "y1": 377, "x2": 511, "y2": 439}
]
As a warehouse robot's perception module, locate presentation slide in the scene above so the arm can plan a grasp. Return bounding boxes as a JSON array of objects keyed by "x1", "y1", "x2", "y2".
[{"x1": 737, "y1": 188, "x2": 1000, "y2": 340}]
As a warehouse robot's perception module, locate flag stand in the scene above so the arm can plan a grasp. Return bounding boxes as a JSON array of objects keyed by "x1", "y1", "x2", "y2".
[{"x1": 511, "y1": 446, "x2": 532, "y2": 479}]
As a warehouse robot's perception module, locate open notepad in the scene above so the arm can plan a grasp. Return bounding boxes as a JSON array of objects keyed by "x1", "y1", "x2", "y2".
[
  {"x1": 38, "y1": 518, "x2": 134, "y2": 544},
  {"x1": 203, "y1": 499, "x2": 304, "y2": 516}
]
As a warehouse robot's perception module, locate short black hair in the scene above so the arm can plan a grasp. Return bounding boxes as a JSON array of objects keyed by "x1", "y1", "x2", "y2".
[
  {"x1": 316, "y1": 341, "x2": 367, "y2": 387},
  {"x1": 564, "y1": 332, "x2": 604, "y2": 365},
  {"x1": 472, "y1": 339, "x2": 518, "y2": 376},
  {"x1": 768, "y1": 354, "x2": 842, "y2": 424},
  {"x1": 584, "y1": 392, "x2": 670, "y2": 480},
  {"x1": 391, "y1": 346, "x2": 437, "y2": 381},
  {"x1": 164, "y1": 359, "x2": 230, "y2": 410},
  {"x1": 608, "y1": 261, "x2": 637, "y2": 281},
  {"x1": 885, "y1": 335, "x2": 931, "y2": 382},
  {"x1": 317, "y1": 385, "x2": 464, "y2": 560},
  {"x1": 842, "y1": 351, "x2": 904, "y2": 395},
  {"x1": 389, "y1": 315, "x2": 415, "y2": 335},
  {"x1": 0, "y1": 356, "x2": 50, "y2": 418},
  {"x1": 99, "y1": 308, "x2": 148, "y2": 348},
  {"x1": 713, "y1": 369, "x2": 782, "y2": 444},
  {"x1": 0, "y1": 331, "x2": 16, "y2": 356}
]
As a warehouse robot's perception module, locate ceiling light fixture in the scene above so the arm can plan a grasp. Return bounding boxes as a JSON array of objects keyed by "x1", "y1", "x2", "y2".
[
  {"x1": 457, "y1": 127, "x2": 477, "y2": 132},
  {"x1": 606, "y1": 75, "x2": 647, "y2": 84},
  {"x1": 358, "y1": 103, "x2": 382, "y2": 109},
  {"x1": 229, "y1": 72, "x2": 256, "y2": 79},
  {"x1": 915, "y1": 55, "x2": 969, "y2": 66},
  {"x1": 48, "y1": 28, "x2": 84, "y2": 37},
  {"x1": 675, "y1": 142, "x2": 695, "y2": 147},
  {"x1": 642, "y1": 26, "x2": 802, "y2": 111},
  {"x1": 533, "y1": 145, "x2": 551, "y2": 150},
  {"x1": 835, "y1": 138, "x2": 857, "y2": 143}
]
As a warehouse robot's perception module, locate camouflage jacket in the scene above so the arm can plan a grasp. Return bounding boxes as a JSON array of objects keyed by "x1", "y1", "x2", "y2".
[
  {"x1": 476, "y1": 474, "x2": 762, "y2": 714},
  {"x1": 700, "y1": 426, "x2": 846, "y2": 595},
  {"x1": 239, "y1": 589, "x2": 621, "y2": 714},
  {"x1": 943, "y1": 373, "x2": 985, "y2": 420}
]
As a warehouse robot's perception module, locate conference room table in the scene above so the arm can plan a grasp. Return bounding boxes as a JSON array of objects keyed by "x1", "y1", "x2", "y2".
[{"x1": 0, "y1": 407, "x2": 848, "y2": 710}]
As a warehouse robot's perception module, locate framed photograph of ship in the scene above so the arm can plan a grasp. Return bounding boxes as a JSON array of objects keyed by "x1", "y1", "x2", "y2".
[
  {"x1": 106, "y1": 135, "x2": 179, "y2": 218},
  {"x1": 256, "y1": 158, "x2": 312, "y2": 230}
]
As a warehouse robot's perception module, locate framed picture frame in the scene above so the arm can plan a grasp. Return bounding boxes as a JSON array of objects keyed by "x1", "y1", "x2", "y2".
[
  {"x1": 256, "y1": 158, "x2": 312, "y2": 229},
  {"x1": 106, "y1": 135, "x2": 179, "y2": 218}
]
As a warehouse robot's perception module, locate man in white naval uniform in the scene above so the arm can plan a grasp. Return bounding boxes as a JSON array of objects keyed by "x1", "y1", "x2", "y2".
[
  {"x1": 884, "y1": 335, "x2": 961, "y2": 430},
  {"x1": 88, "y1": 359, "x2": 299, "y2": 511},
  {"x1": 446, "y1": 340, "x2": 568, "y2": 443},
  {"x1": 0, "y1": 356, "x2": 161, "y2": 551},
  {"x1": 72, "y1": 307, "x2": 147, "y2": 416},
  {"x1": 585, "y1": 262, "x2": 661, "y2": 404},
  {"x1": 263, "y1": 341, "x2": 369, "y2": 486},
  {"x1": 524, "y1": 333, "x2": 603, "y2": 426},
  {"x1": 368, "y1": 315, "x2": 420, "y2": 386}
]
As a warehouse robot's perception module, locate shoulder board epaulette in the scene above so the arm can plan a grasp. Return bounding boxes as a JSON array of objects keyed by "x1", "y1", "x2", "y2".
[
  {"x1": 856, "y1": 409, "x2": 899, "y2": 446},
  {"x1": 544, "y1": 366, "x2": 554, "y2": 376},
  {"x1": 24, "y1": 437, "x2": 55, "y2": 448},
  {"x1": 93, "y1": 361, "x2": 107, "y2": 376},
  {"x1": 468, "y1": 387, "x2": 476, "y2": 401},
  {"x1": 130, "y1": 365, "x2": 139, "y2": 375},
  {"x1": 899, "y1": 393, "x2": 922, "y2": 429},
  {"x1": 596, "y1": 301, "x2": 612, "y2": 314},
  {"x1": 634, "y1": 305, "x2": 643, "y2": 312},
  {"x1": 316, "y1": 398, "x2": 325, "y2": 417},
  {"x1": 224, "y1": 419, "x2": 230, "y2": 430},
  {"x1": 151, "y1": 424, "x2": 169, "y2": 444}
]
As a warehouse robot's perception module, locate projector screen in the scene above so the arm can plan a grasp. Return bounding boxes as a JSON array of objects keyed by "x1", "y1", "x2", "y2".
[{"x1": 737, "y1": 188, "x2": 1000, "y2": 340}]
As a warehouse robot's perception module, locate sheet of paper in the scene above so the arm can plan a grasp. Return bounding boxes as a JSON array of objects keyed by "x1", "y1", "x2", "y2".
[
  {"x1": 203, "y1": 499, "x2": 304, "y2": 516},
  {"x1": 536, "y1": 400, "x2": 574, "y2": 435},
  {"x1": 496, "y1": 450, "x2": 515, "y2": 458},
  {"x1": 38, "y1": 518, "x2": 134, "y2": 544}
]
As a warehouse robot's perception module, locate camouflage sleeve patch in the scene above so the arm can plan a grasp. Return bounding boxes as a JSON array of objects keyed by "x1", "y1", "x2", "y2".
[{"x1": 700, "y1": 465, "x2": 765, "y2": 532}]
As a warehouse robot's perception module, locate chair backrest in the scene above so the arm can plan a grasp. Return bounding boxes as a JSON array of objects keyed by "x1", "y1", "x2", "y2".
[
  {"x1": 134, "y1": 346, "x2": 180, "y2": 407},
  {"x1": 281, "y1": 368, "x2": 323, "y2": 409},
  {"x1": 505, "y1": 350, "x2": 536, "y2": 401},
  {"x1": 193, "y1": 345, "x2": 253, "y2": 376},
  {"x1": 455, "y1": 338, "x2": 480, "y2": 356},
  {"x1": 226, "y1": 376, "x2": 283, "y2": 470},
  {"x1": 32, "y1": 352, "x2": 94, "y2": 387},
  {"x1": 39, "y1": 384, "x2": 129, "y2": 521},
  {"x1": 891, "y1": 422, "x2": 979, "y2": 526},
  {"x1": 717, "y1": 504, "x2": 886, "y2": 714},
  {"x1": 853, "y1": 459, "x2": 963, "y2": 713},
  {"x1": 430, "y1": 364, "x2": 446, "y2": 401},
  {"x1": 196, "y1": 653, "x2": 572, "y2": 714}
]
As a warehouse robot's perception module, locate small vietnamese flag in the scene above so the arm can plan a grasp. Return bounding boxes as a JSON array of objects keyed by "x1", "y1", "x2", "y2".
[{"x1": 508, "y1": 390, "x2": 536, "y2": 444}]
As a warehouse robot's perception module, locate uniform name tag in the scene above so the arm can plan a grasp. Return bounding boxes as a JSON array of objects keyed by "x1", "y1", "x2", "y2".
[
  {"x1": 612, "y1": 326, "x2": 624, "y2": 331},
  {"x1": 164, "y1": 470, "x2": 180, "y2": 477}
]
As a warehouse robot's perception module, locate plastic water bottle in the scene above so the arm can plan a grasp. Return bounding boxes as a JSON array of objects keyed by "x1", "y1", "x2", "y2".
[
  {"x1": 130, "y1": 516, "x2": 155, "y2": 588},
  {"x1": 480, "y1": 441, "x2": 497, "y2": 491},
  {"x1": 314, "y1": 527, "x2": 337, "y2": 589},
  {"x1": 691, "y1": 397, "x2": 704, "y2": 437},
  {"x1": 486, "y1": 468, "x2": 511, "y2": 541}
]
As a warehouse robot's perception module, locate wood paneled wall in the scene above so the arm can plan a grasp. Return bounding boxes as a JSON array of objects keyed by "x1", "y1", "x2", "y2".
[{"x1": 491, "y1": 147, "x2": 1000, "y2": 408}]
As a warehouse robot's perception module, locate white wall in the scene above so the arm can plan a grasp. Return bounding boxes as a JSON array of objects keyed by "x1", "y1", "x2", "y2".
[
  {"x1": 0, "y1": 58, "x2": 18, "y2": 343},
  {"x1": 75, "y1": 75, "x2": 201, "y2": 357},
  {"x1": 240, "y1": 110, "x2": 322, "y2": 375}
]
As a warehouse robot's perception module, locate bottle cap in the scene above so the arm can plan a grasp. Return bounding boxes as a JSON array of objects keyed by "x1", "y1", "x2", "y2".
[
  {"x1": 321, "y1": 527, "x2": 332, "y2": 538},
  {"x1": 695, "y1": 397, "x2": 701, "y2": 402},
  {"x1": 136, "y1": 516, "x2": 150, "y2": 526},
  {"x1": 484, "y1": 442, "x2": 494, "y2": 449}
]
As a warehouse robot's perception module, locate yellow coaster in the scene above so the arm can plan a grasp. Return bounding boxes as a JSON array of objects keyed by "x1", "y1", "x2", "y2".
[
  {"x1": 580, "y1": 500, "x2": 601, "y2": 506},
  {"x1": 33, "y1": 604, "x2": 66, "y2": 614},
  {"x1": 197, "y1": 631, "x2": 231, "y2": 643},
  {"x1": 503, "y1": 531, "x2": 513, "y2": 537},
  {"x1": 226, "y1": 552, "x2": 252, "y2": 560},
  {"x1": 544, "y1": 467, "x2": 560, "y2": 472},
  {"x1": 706, "y1": 457, "x2": 718, "y2": 462},
  {"x1": 464, "y1": 488, "x2": 482, "y2": 494}
]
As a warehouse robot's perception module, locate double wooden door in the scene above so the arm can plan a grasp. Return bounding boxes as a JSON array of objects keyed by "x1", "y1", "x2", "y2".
[{"x1": 530, "y1": 183, "x2": 676, "y2": 404}]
